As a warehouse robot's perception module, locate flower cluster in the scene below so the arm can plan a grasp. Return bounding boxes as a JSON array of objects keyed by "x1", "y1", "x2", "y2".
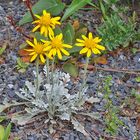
[
  {"x1": 25, "y1": 10, "x2": 73, "y2": 63},
  {"x1": 25, "y1": 10, "x2": 105, "y2": 63}
]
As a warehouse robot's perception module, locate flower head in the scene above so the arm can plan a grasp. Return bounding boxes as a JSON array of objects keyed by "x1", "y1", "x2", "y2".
[
  {"x1": 32, "y1": 10, "x2": 61, "y2": 37},
  {"x1": 42, "y1": 33, "x2": 72, "y2": 59},
  {"x1": 25, "y1": 38, "x2": 49, "y2": 63},
  {"x1": 76, "y1": 32, "x2": 105, "y2": 57}
]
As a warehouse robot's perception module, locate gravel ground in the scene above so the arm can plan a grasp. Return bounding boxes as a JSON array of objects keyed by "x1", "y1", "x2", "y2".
[{"x1": 0, "y1": 0, "x2": 140, "y2": 140}]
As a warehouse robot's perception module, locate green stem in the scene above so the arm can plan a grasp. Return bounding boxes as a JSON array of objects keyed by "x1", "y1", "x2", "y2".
[
  {"x1": 35, "y1": 57, "x2": 39, "y2": 99},
  {"x1": 78, "y1": 57, "x2": 89, "y2": 101}
]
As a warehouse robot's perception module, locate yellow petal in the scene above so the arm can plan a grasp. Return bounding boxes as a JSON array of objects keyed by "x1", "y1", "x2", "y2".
[
  {"x1": 49, "y1": 33, "x2": 54, "y2": 40},
  {"x1": 40, "y1": 54, "x2": 45, "y2": 63},
  {"x1": 44, "y1": 42, "x2": 51, "y2": 46},
  {"x1": 79, "y1": 47, "x2": 88, "y2": 54},
  {"x1": 52, "y1": 49, "x2": 56, "y2": 56},
  {"x1": 88, "y1": 32, "x2": 93, "y2": 39},
  {"x1": 45, "y1": 53, "x2": 53, "y2": 60},
  {"x1": 57, "y1": 49, "x2": 62, "y2": 59},
  {"x1": 29, "y1": 52, "x2": 36, "y2": 55},
  {"x1": 26, "y1": 40, "x2": 35, "y2": 48},
  {"x1": 50, "y1": 24, "x2": 55, "y2": 29},
  {"x1": 93, "y1": 37, "x2": 102, "y2": 43},
  {"x1": 43, "y1": 10, "x2": 47, "y2": 15},
  {"x1": 82, "y1": 35, "x2": 88, "y2": 40},
  {"x1": 87, "y1": 49, "x2": 91, "y2": 57},
  {"x1": 51, "y1": 17, "x2": 60, "y2": 21},
  {"x1": 92, "y1": 48, "x2": 101, "y2": 54},
  {"x1": 41, "y1": 39, "x2": 47, "y2": 43},
  {"x1": 48, "y1": 27, "x2": 54, "y2": 38},
  {"x1": 30, "y1": 54, "x2": 38, "y2": 62},
  {"x1": 48, "y1": 49, "x2": 54, "y2": 57},
  {"x1": 43, "y1": 46, "x2": 52, "y2": 51},
  {"x1": 34, "y1": 38, "x2": 37, "y2": 45},
  {"x1": 75, "y1": 43, "x2": 85, "y2": 47},
  {"x1": 32, "y1": 20, "x2": 40, "y2": 24},
  {"x1": 40, "y1": 26, "x2": 46, "y2": 35},
  {"x1": 32, "y1": 25, "x2": 40, "y2": 32},
  {"x1": 63, "y1": 44, "x2": 72, "y2": 48},
  {"x1": 51, "y1": 17, "x2": 61, "y2": 25},
  {"x1": 35, "y1": 14, "x2": 41, "y2": 19},
  {"x1": 44, "y1": 29, "x2": 48, "y2": 37},
  {"x1": 41, "y1": 40, "x2": 51, "y2": 45},
  {"x1": 96, "y1": 45, "x2": 105, "y2": 50},
  {"x1": 76, "y1": 39, "x2": 85, "y2": 43},
  {"x1": 52, "y1": 21, "x2": 61, "y2": 25},
  {"x1": 24, "y1": 49, "x2": 34, "y2": 52},
  {"x1": 60, "y1": 48, "x2": 70, "y2": 56},
  {"x1": 58, "y1": 33, "x2": 63, "y2": 40}
]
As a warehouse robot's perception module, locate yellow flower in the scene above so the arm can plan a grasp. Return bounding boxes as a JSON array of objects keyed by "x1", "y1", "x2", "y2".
[
  {"x1": 25, "y1": 38, "x2": 49, "y2": 63},
  {"x1": 32, "y1": 10, "x2": 61, "y2": 37},
  {"x1": 42, "y1": 33, "x2": 72, "y2": 59},
  {"x1": 75, "y1": 32, "x2": 105, "y2": 57}
]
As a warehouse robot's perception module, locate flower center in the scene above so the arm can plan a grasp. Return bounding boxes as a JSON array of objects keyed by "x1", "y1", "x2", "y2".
[
  {"x1": 51, "y1": 38, "x2": 62, "y2": 49},
  {"x1": 85, "y1": 39, "x2": 95, "y2": 48},
  {"x1": 34, "y1": 43, "x2": 44, "y2": 54},
  {"x1": 40, "y1": 14, "x2": 51, "y2": 26}
]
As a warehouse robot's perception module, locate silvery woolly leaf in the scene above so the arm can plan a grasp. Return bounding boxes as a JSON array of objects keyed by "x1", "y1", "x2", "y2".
[
  {"x1": 15, "y1": 91, "x2": 31, "y2": 101},
  {"x1": 58, "y1": 105, "x2": 69, "y2": 112},
  {"x1": 0, "y1": 102, "x2": 29, "y2": 113},
  {"x1": 0, "y1": 104, "x2": 9, "y2": 113},
  {"x1": 45, "y1": 119, "x2": 50, "y2": 123},
  {"x1": 50, "y1": 119, "x2": 57, "y2": 124},
  {"x1": 11, "y1": 113, "x2": 34, "y2": 125},
  {"x1": 81, "y1": 86, "x2": 88, "y2": 94},
  {"x1": 32, "y1": 99, "x2": 47, "y2": 109},
  {"x1": 38, "y1": 72, "x2": 43, "y2": 86},
  {"x1": 79, "y1": 112, "x2": 100, "y2": 120},
  {"x1": 69, "y1": 94, "x2": 78, "y2": 100},
  {"x1": 85, "y1": 97, "x2": 100, "y2": 103},
  {"x1": 64, "y1": 92, "x2": 70, "y2": 99},
  {"x1": 59, "y1": 112, "x2": 70, "y2": 120},
  {"x1": 33, "y1": 70, "x2": 36, "y2": 76},
  {"x1": 62, "y1": 73, "x2": 70, "y2": 83},
  {"x1": 71, "y1": 119, "x2": 89, "y2": 136},
  {"x1": 44, "y1": 84, "x2": 52, "y2": 92},
  {"x1": 25, "y1": 107, "x2": 36, "y2": 114},
  {"x1": 57, "y1": 87, "x2": 69, "y2": 97},
  {"x1": 75, "y1": 98, "x2": 86, "y2": 107},
  {"x1": 25, "y1": 81, "x2": 36, "y2": 94},
  {"x1": 25, "y1": 107, "x2": 44, "y2": 115},
  {"x1": 43, "y1": 65, "x2": 48, "y2": 76},
  {"x1": 48, "y1": 124, "x2": 55, "y2": 134}
]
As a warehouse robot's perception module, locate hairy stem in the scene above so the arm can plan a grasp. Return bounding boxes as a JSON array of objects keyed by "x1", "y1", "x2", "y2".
[
  {"x1": 78, "y1": 57, "x2": 89, "y2": 103},
  {"x1": 35, "y1": 57, "x2": 39, "y2": 99},
  {"x1": 48, "y1": 58, "x2": 55, "y2": 117},
  {"x1": 46, "y1": 58, "x2": 50, "y2": 83}
]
